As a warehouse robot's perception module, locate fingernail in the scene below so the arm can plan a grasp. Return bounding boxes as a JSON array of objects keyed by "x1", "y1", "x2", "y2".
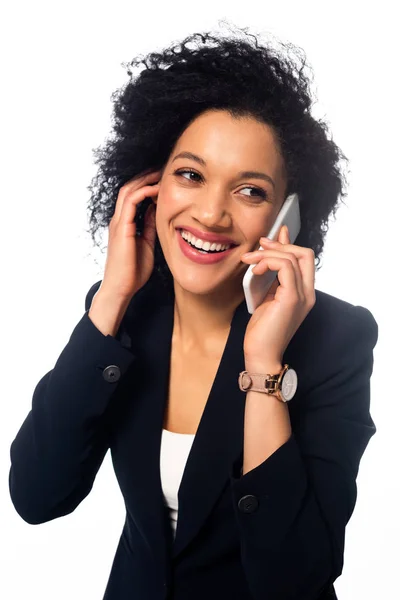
[{"x1": 261, "y1": 237, "x2": 276, "y2": 244}]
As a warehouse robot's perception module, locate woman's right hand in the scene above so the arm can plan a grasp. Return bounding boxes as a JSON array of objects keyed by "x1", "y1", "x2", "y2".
[{"x1": 98, "y1": 169, "x2": 162, "y2": 301}]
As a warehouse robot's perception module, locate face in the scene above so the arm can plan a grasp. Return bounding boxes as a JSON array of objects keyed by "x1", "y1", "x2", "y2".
[{"x1": 154, "y1": 109, "x2": 288, "y2": 301}]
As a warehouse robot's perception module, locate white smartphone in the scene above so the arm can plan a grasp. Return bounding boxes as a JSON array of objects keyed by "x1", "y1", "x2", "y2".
[{"x1": 242, "y1": 193, "x2": 301, "y2": 314}]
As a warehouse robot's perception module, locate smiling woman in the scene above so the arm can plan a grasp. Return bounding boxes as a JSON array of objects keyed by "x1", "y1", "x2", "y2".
[
  {"x1": 9, "y1": 21, "x2": 378, "y2": 600},
  {"x1": 85, "y1": 26, "x2": 349, "y2": 307},
  {"x1": 151, "y1": 108, "x2": 290, "y2": 314}
]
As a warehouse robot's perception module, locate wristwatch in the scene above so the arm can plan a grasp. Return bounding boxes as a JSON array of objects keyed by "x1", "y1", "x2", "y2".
[{"x1": 238, "y1": 364, "x2": 297, "y2": 402}]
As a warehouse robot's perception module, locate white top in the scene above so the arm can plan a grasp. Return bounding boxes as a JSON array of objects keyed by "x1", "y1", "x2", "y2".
[{"x1": 160, "y1": 428, "x2": 196, "y2": 539}]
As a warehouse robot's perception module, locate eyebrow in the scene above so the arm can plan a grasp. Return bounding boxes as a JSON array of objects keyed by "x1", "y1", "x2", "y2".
[{"x1": 172, "y1": 151, "x2": 276, "y2": 189}]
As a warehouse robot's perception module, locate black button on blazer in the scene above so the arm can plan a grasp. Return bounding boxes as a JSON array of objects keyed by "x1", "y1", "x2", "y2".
[{"x1": 9, "y1": 275, "x2": 378, "y2": 600}]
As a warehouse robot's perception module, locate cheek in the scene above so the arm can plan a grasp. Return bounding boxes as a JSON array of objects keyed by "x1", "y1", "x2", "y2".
[
  {"x1": 154, "y1": 191, "x2": 176, "y2": 235},
  {"x1": 246, "y1": 225, "x2": 269, "y2": 251},
  {"x1": 157, "y1": 186, "x2": 187, "y2": 217}
]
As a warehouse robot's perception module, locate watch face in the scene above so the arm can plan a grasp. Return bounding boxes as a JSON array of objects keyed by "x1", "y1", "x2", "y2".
[{"x1": 281, "y1": 369, "x2": 297, "y2": 401}]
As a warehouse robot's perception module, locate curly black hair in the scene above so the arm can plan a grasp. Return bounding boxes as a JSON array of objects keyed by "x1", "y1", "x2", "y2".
[{"x1": 85, "y1": 22, "x2": 349, "y2": 301}]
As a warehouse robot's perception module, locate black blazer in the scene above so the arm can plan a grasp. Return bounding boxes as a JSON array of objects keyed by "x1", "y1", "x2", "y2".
[{"x1": 9, "y1": 277, "x2": 378, "y2": 600}]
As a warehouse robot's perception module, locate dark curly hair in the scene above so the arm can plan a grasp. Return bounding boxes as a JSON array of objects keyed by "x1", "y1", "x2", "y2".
[{"x1": 85, "y1": 22, "x2": 349, "y2": 301}]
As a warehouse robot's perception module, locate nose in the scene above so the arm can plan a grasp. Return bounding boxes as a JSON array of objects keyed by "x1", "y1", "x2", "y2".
[{"x1": 193, "y1": 191, "x2": 232, "y2": 229}]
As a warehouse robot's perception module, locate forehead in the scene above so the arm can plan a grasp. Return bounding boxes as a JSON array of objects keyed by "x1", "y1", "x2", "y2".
[{"x1": 172, "y1": 110, "x2": 283, "y2": 170}]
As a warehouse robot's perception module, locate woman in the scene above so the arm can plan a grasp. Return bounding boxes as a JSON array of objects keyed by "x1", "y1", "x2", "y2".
[{"x1": 9, "y1": 26, "x2": 378, "y2": 600}]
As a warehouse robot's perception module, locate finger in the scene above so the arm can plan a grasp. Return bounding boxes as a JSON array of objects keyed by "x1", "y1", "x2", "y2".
[
  {"x1": 267, "y1": 277, "x2": 280, "y2": 297},
  {"x1": 261, "y1": 225, "x2": 304, "y2": 255},
  {"x1": 243, "y1": 248, "x2": 304, "y2": 299},
  {"x1": 296, "y1": 249, "x2": 315, "y2": 305},
  {"x1": 259, "y1": 237, "x2": 315, "y2": 305},
  {"x1": 114, "y1": 170, "x2": 162, "y2": 221},
  {"x1": 113, "y1": 183, "x2": 160, "y2": 225},
  {"x1": 280, "y1": 224, "x2": 290, "y2": 243},
  {"x1": 132, "y1": 168, "x2": 163, "y2": 184},
  {"x1": 123, "y1": 169, "x2": 162, "y2": 195},
  {"x1": 251, "y1": 256, "x2": 304, "y2": 301}
]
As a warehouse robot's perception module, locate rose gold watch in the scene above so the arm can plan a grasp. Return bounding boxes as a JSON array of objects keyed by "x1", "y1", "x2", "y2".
[{"x1": 238, "y1": 363, "x2": 298, "y2": 402}]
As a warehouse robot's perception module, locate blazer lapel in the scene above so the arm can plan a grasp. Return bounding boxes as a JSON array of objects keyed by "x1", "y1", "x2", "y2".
[
  {"x1": 114, "y1": 291, "x2": 251, "y2": 574},
  {"x1": 172, "y1": 299, "x2": 250, "y2": 558}
]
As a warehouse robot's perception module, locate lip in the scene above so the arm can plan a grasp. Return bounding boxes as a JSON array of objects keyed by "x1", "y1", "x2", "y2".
[
  {"x1": 176, "y1": 228, "x2": 237, "y2": 265},
  {"x1": 175, "y1": 225, "x2": 238, "y2": 246}
]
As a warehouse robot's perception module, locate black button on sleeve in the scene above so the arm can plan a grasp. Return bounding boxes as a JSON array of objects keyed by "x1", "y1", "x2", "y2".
[
  {"x1": 238, "y1": 494, "x2": 259, "y2": 513},
  {"x1": 102, "y1": 365, "x2": 121, "y2": 383}
]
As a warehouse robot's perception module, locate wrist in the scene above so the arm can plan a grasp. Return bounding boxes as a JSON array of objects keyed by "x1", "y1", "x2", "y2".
[
  {"x1": 89, "y1": 291, "x2": 131, "y2": 337},
  {"x1": 244, "y1": 360, "x2": 283, "y2": 374}
]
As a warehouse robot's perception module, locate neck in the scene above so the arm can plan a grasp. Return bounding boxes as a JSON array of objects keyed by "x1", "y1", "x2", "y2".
[{"x1": 172, "y1": 281, "x2": 245, "y2": 355}]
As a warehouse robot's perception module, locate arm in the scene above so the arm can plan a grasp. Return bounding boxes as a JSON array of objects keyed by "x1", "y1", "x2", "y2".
[
  {"x1": 241, "y1": 363, "x2": 292, "y2": 476},
  {"x1": 229, "y1": 306, "x2": 378, "y2": 600},
  {"x1": 8, "y1": 281, "x2": 137, "y2": 524}
]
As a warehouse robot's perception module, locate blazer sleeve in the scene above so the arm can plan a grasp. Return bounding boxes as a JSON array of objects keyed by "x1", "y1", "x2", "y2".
[
  {"x1": 229, "y1": 305, "x2": 378, "y2": 600},
  {"x1": 8, "y1": 281, "x2": 137, "y2": 525}
]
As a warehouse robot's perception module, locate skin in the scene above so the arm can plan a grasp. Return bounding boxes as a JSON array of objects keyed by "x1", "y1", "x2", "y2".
[{"x1": 153, "y1": 109, "x2": 288, "y2": 355}]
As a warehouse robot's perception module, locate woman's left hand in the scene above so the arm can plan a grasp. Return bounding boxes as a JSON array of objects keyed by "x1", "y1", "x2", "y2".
[{"x1": 242, "y1": 225, "x2": 316, "y2": 368}]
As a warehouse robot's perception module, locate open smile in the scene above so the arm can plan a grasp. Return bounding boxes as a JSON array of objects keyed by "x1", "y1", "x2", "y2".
[{"x1": 176, "y1": 228, "x2": 238, "y2": 265}]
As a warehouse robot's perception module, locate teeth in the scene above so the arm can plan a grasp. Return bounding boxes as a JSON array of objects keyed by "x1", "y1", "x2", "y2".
[{"x1": 180, "y1": 229, "x2": 232, "y2": 252}]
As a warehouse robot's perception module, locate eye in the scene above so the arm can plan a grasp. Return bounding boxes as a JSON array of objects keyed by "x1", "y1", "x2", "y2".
[
  {"x1": 239, "y1": 187, "x2": 268, "y2": 201},
  {"x1": 174, "y1": 168, "x2": 202, "y2": 182},
  {"x1": 173, "y1": 168, "x2": 268, "y2": 202}
]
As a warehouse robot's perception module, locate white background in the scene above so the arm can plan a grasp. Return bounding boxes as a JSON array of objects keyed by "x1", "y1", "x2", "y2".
[{"x1": 1, "y1": 1, "x2": 398, "y2": 598}]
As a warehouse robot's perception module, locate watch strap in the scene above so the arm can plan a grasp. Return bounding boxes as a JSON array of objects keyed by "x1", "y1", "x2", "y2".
[
  {"x1": 238, "y1": 364, "x2": 290, "y2": 401},
  {"x1": 239, "y1": 372, "x2": 280, "y2": 394}
]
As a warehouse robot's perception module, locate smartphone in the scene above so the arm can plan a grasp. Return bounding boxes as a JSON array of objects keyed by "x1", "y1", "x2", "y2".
[{"x1": 242, "y1": 193, "x2": 301, "y2": 314}]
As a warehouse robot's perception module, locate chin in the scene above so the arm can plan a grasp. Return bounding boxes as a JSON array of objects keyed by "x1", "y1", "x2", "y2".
[
  {"x1": 173, "y1": 277, "x2": 219, "y2": 296},
  {"x1": 172, "y1": 271, "x2": 238, "y2": 298}
]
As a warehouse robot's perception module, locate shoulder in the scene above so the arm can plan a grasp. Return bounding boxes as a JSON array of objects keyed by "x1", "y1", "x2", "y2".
[
  {"x1": 314, "y1": 288, "x2": 378, "y2": 346},
  {"x1": 286, "y1": 289, "x2": 379, "y2": 402},
  {"x1": 298, "y1": 288, "x2": 379, "y2": 352}
]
